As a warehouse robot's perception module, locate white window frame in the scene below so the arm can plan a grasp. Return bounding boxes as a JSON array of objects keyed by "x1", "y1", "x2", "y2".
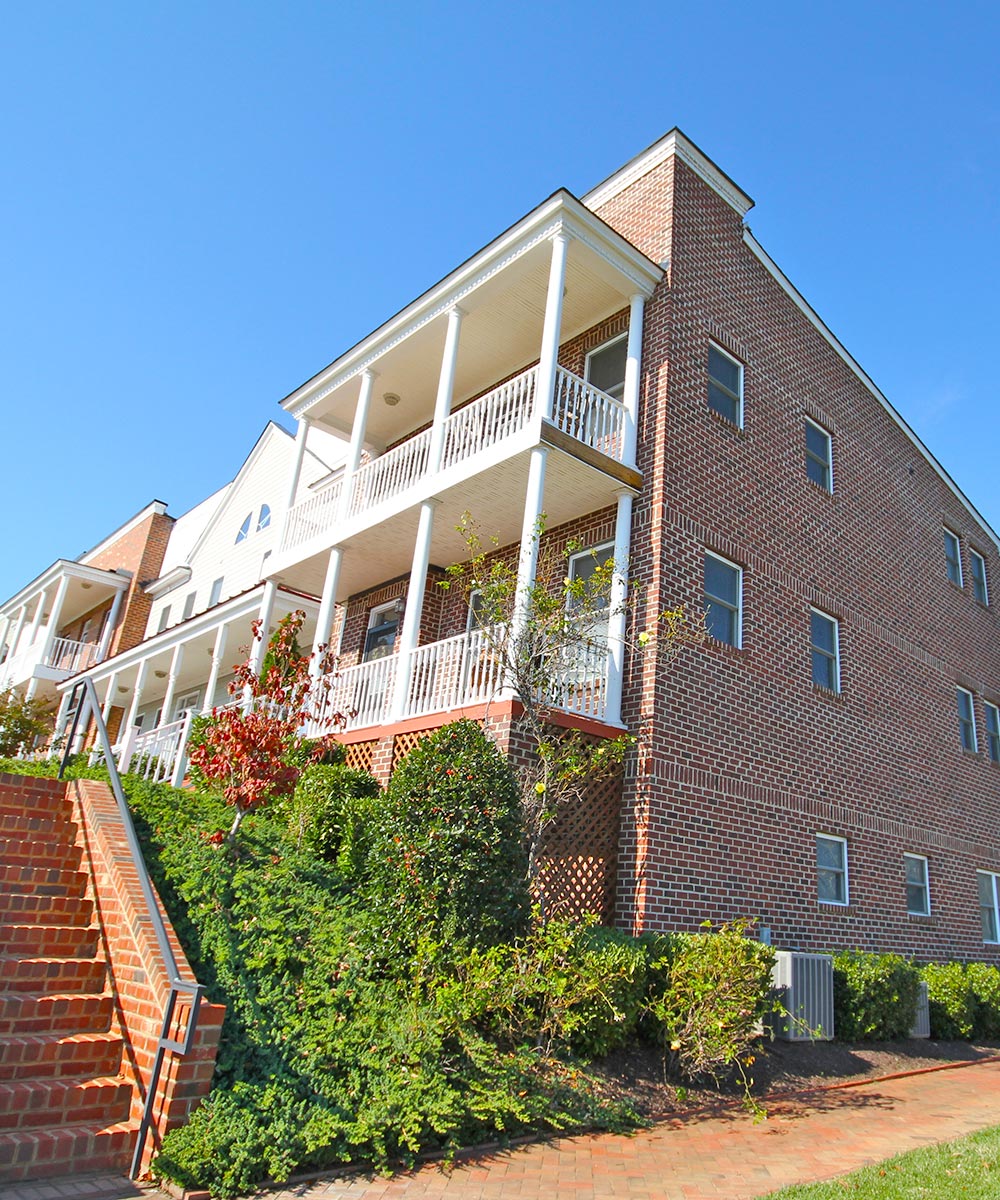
[
  {"x1": 804, "y1": 417, "x2": 833, "y2": 493},
  {"x1": 904, "y1": 853, "x2": 931, "y2": 916},
  {"x1": 257, "y1": 504, "x2": 272, "y2": 532},
  {"x1": 157, "y1": 605, "x2": 171, "y2": 633},
  {"x1": 707, "y1": 341, "x2": 744, "y2": 428},
  {"x1": 584, "y1": 333, "x2": 628, "y2": 402},
  {"x1": 978, "y1": 871, "x2": 1000, "y2": 944},
  {"x1": 944, "y1": 528, "x2": 963, "y2": 587},
  {"x1": 971, "y1": 549, "x2": 989, "y2": 606},
  {"x1": 816, "y1": 833, "x2": 849, "y2": 906},
  {"x1": 465, "y1": 589, "x2": 485, "y2": 634},
  {"x1": 704, "y1": 551, "x2": 743, "y2": 648},
  {"x1": 810, "y1": 608, "x2": 841, "y2": 692},
  {"x1": 957, "y1": 687, "x2": 978, "y2": 752},
  {"x1": 209, "y1": 577, "x2": 224, "y2": 608},
  {"x1": 182, "y1": 592, "x2": 196, "y2": 621},
  {"x1": 363, "y1": 599, "x2": 401, "y2": 662},
  {"x1": 172, "y1": 689, "x2": 201, "y2": 722},
  {"x1": 235, "y1": 513, "x2": 252, "y2": 544}
]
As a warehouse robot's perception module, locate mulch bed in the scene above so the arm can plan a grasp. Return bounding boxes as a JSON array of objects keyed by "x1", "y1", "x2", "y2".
[{"x1": 588, "y1": 1038, "x2": 1000, "y2": 1118}]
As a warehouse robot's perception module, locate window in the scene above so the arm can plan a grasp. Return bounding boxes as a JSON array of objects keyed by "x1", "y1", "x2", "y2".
[
  {"x1": 804, "y1": 419, "x2": 832, "y2": 492},
  {"x1": 182, "y1": 592, "x2": 196, "y2": 621},
  {"x1": 465, "y1": 589, "x2": 486, "y2": 634},
  {"x1": 707, "y1": 343, "x2": 743, "y2": 426},
  {"x1": 257, "y1": 504, "x2": 272, "y2": 532},
  {"x1": 172, "y1": 690, "x2": 201, "y2": 722},
  {"x1": 904, "y1": 854, "x2": 930, "y2": 916},
  {"x1": 568, "y1": 543, "x2": 614, "y2": 633},
  {"x1": 944, "y1": 529, "x2": 962, "y2": 586},
  {"x1": 810, "y1": 609, "x2": 840, "y2": 692},
  {"x1": 157, "y1": 606, "x2": 171, "y2": 633},
  {"x1": 363, "y1": 601, "x2": 400, "y2": 662},
  {"x1": 816, "y1": 834, "x2": 849, "y2": 905},
  {"x1": 971, "y1": 550, "x2": 989, "y2": 605},
  {"x1": 209, "y1": 577, "x2": 224, "y2": 608},
  {"x1": 979, "y1": 872, "x2": 1000, "y2": 943},
  {"x1": 986, "y1": 703, "x2": 1000, "y2": 763},
  {"x1": 957, "y1": 687, "x2": 977, "y2": 752},
  {"x1": 585, "y1": 336, "x2": 627, "y2": 401},
  {"x1": 704, "y1": 553, "x2": 741, "y2": 647},
  {"x1": 235, "y1": 513, "x2": 252, "y2": 544}
]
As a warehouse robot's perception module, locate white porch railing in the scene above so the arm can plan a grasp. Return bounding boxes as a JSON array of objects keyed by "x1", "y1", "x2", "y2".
[
  {"x1": 47, "y1": 637, "x2": 100, "y2": 674},
  {"x1": 306, "y1": 653, "x2": 398, "y2": 736},
  {"x1": 551, "y1": 367, "x2": 625, "y2": 459},
  {"x1": 121, "y1": 714, "x2": 192, "y2": 785},
  {"x1": 439, "y1": 366, "x2": 537, "y2": 473},
  {"x1": 282, "y1": 479, "x2": 344, "y2": 552},
  {"x1": 405, "y1": 624, "x2": 506, "y2": 719}
]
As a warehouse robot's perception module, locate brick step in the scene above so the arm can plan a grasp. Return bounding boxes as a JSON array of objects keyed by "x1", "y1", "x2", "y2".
[
  {"x1": 0, "y1": 811, "x2": 76, "y2": 840},
  {"x1": 0, "y1": 789, "x2": 70, "y2": 822},
  {"x1": 0, "y1": 957, "x2": 106, "y2": 994},
  {"x1": 0, "y1": 924, "x2": 99, "y2": 959},
  {"x1": 0, "y1": 1031, "x2": 123, "y2": 1081},
  {"x1": 0, "y1": 1119, "x2": 136, "y2": 1180},
  {"x1": 0, "y1": 893, "x2": 94, "y2": 927},
  {"x1": 0, "y1": 838, "x2": 82, "y2": 871},
  {"x1": 0, "y1": 1076, "x2": 133, "y2": 1132},
  {"x1": 0, "y1": 992, "x2": 113, "y2": 1038},
  {"x1": 0, "y1": 864, "x2": 89, "y2": 899}
]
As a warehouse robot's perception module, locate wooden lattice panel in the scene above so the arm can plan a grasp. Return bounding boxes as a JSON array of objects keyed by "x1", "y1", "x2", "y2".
[
  {"x1": 343, "y1": 740, "x2": 377, "y2": 773},
  {"x1": 392, "y1": 729, "x2": 433, "y2": 771}
]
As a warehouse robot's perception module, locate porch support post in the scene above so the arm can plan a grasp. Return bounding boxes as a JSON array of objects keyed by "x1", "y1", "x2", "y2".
[
  {"x1": 0, "y1": 615, "x2": 11, "y2": 664},
  {"x1": 623, "y1": 294, "x2": 645, "y2": 469},
  {"x1": 279, "y1": 416, "x2": 312, "y2": 548},
  {"x1": 9, "y1": 605, "x2": 28, "y2": 661},
  {"x1": 49, "y1": 689, "x2": 73, "y2": 758},
  {"x1": 120, "y1": 659, "x2": 150, "y2": 771},
  {"x1": 101, "y1": 672, "x2": 120, "y2": 726},
  {"x1": 390, "y1": 500, "x2": 438, "y2": 721},
  {"x1": 534, "y1": 231, "x2": 569, "y2": 421},
  {"x1": 25, "y1": 678, "x2": 39, "y2": 702},
  {"x1": 309, "y1": 547, "x2": 344, "y2": 683},
  {"x1": 39, "y1": 576, "x2": 71, "y2": 667},
  {"x1": 427, "y1": 306, "x2": 464, "y2": 472},
  {"x1": 510, "y1": 447, "x2": 548, "y2": 647},
  {"x1": 247, "y1": 582, "x2": 278, "y2": 677},
  {"x1": 340, "y1": 369, "x2": 376, "y2": 520},
  {"x1": 605, "y1": 489, "x2": 636, "y2": 727},
  {"x1": 27, "y1": 587, "x2": 49, "y2": 647},
  {"x1": 161, "y1": 643, "x2": 185, "y2": 726},
  {"x1": 96, "y1": 584, "x2": 126, "y2": 663},
  {"x1": 203, "y1": 623, "x2": 230, "y2": 711}
]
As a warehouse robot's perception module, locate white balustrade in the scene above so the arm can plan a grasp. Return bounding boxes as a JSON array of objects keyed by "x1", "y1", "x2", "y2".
[
  {"x1": 127, "y1": 717, "x2": 188, "y2": 784},
  {"x1": 280, "y1": 480, "x2": 344, "y2": 552},
  {"x1": 439, "y1": 366, "x2": 537, "y2": 472},
  {"x1": 306, "y1": 654, "x2": 398, "y2": 735},
  {"x1": 404, "y1": 624, "x2": 506, "y2": 719},
  {"x1": 348, "y1": 429, "x2": 432, "y2": 517},
  {"x1": 46, "y1": 638, "x2": 100, "y2": 674},
  {"x1": 551, "y1": 368, "x2": 625, "y2": 460},
  {"x1": 544, "y1": 636, "x2": 609, "y2": 720}
]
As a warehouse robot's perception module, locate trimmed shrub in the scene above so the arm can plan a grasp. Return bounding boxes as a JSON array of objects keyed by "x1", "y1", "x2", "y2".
[
  {"x1": 832, "y1": 950, "x2": 921, "y2": 1040},
  {"x1": 284, "y1": 761, "x2": 381, "y2": 865},
  {"x1": 965, "y1": 962, "x2": 1000, "y2": 1039},
  {"x1": 922, "y1": 962, "x2": 977, "y2": 1038}
]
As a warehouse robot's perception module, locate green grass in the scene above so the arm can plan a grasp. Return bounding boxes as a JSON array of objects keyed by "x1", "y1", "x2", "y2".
[{"x1": 762, "y1": 1124, "x2": 1000, "y2": 1197}]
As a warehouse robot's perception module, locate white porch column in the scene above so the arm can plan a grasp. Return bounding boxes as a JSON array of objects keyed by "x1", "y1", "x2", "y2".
[
  {"x1": 340, "y1": 369, "x2": 376, "y2": 520},
  {"x1": 510, "y1": 447, "x2": 548, "y2": 644},
  {"x1": 203, "y1": 623, "x2": 230, "y2": 712},
  {"x1": 309, "y1": 547, "x2": 344, "y2": 683},
  {"x1": 247, "y1": 581, "x2": 278, "y2": 678},
  {"x1": 7, "y1": 605, "x2": 28, "y2": 667},
  {"x1": 25, "y1": 678, "x2": 39, "y2": 702},
  {"x1": 389, "y1": 500, "x2": 438, "y2": 720},
  {"x1": 622, "y1": 294, "x2": 645, "y2": 469},
  {"x1": 96, "y1": 585, "x2": 126, "y2": 663},
  {"x1": 124, "y1": 658, "x2": 151, "y2": 734},
  {"x1": 279, "y1": 415, "x2": 312, "y2": 542},
  {"x1": 0, "y1": 614, "x2": 11, "y2": 663},
  {"x1": 427, "y1": 306, "x2": 464, "y2": 472},
  {"x1": 100, "y1": 671, "x2": 120, "y2": 726},
  {"x1": 39, "y1": 575, "x2": 71, "y2": 667},
  {"x1": 48, "y1": 689, "x2": 73, "y2": 759},
  {"x1": 534, "y1": 232, "x2": 569, "y2": 421},
  {"x1": 26, "y1": 587, "x2": 49, "y2": 647},
  {"x1": 604, "y1": 489, "x2": 636, "y2": 726},
  {"x1": 160, "y1": 643, "x2": 185, "y2": 726}
]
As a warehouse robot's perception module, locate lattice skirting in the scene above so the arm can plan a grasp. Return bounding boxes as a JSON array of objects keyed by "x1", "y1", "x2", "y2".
[
  {"x1": 343, "y1": 740, "x2": 378, "y2": 773},
  {"x1": 392, "y1": 729, "x2": 434, "y2": 771}
]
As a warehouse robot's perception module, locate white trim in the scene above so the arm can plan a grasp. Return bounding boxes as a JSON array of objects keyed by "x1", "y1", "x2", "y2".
[
  {"x1": 77, "y1": 501, "x2": 168, "y2": 567},
  {"x1": 744, "y1": 229, "x2": 1000, "y2": 553},
  {"x1": 1, "y1": 561, "x2": 130, "y2": 618},
  {"x1": 978, "y1": 870, "x2": 1000, "y2": 944},
  {"x1": 970, "y1": 548, "x2": 989, "y2": 606},
  {"x1": 583, "y1": 128, "x2": 754, "y2": 217},
  {"x1": 704, "y1": 550, "x2": 743, "y2": 649},
  {"x1": 985, "y1": 700, "x2": 1000, "y2": 763},
  {"x1": 903, "y1": 852, "x2": 931, "y2": 917},
  {"x1": 816, "y1": 832, "x2": 850, "y2": 906},
  {"x1": 944, "y1": 527, "x2": 964, "y2": 588},
  {"x1": 144, "y1": 564, "x2": 192, "y2": 599},
  {"x1": 809, "y1": 607, "x2": 841, "y2": 693},
  {"x1": 957, "y1": 686, "x2": 978, "y2": 752},
  {"x1": 584, "y1": 332, "x2": 628, "y2": 402},
  {"x1": 707, "y1": 340, "x2": 744, "y2": 429},
  {"x1": 804, "y1": 416, "x2": 834, "y2": 494}
]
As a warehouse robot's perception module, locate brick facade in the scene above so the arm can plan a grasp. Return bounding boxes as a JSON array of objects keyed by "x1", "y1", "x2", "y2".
[{"x1": 84, "y1": 510, "x2": 173, "y2": 656}]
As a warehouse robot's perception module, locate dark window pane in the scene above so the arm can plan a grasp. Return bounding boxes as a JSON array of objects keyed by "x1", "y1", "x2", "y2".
[
  {"x1": 817, "y1": 837, "x2": 843, "y2": 870},
  {"x1": 708, "y1": 346, "x2": 740, "y2": 394},
  {"x1": 812, "y1": 649, "x2": 835, "y2": 689},
  {"x1": 811, "y1": 612, "x2": 836, "y2": 653},
  {"x1": 587, "y1": 339, "x2": 628, "y2": 396},
  {"x1": 705, "y1": 599, "x2": 736, "y2": 645},
  {"x1": 806, "y1": 455, "x2": 829, "y2": 488},
  {"x1": 805, "y1": 422, "x2": 829, "y2": 459},
  {"x1": 708, "y1": 381, "x2": 739, "y2": 424},
  {"x1": 705, "y1": 556, "x2": 738, "y2": 606}
]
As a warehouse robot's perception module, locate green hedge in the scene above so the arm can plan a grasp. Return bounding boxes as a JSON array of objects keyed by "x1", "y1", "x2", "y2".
[
  {"x1": 921, "y1": 961, "x2": 978, "y2": 1039},
  {"x1": 832, "y1": 951, "x2": 921, "y2": 1041}
]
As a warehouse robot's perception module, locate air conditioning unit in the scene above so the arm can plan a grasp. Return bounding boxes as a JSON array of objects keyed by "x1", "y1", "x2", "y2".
[
  {"x1": 769, "y1": 951, "x2": 834, "y2": 1041},
  {"x1": 910, "y1": 980, "x2": 930, "y2": 1038}
]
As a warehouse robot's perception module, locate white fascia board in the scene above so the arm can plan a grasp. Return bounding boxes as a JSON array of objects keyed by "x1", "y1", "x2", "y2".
[
  {"x1": 144, "y1": 565, "x2": 193, "y2": 598},
  {"x1": 744, "y1": 229, "x2": 1000, "y2": 553},
  {"x1": 77, "y1": 501, "x2": 169, "y2": 565},
  {"x1": 281, "y1": 192, "x2": 662, "y2": 420},
  {"x1": 1, "y1": 561, "x2": 130, "y2": 617},
  {"x1": 583, "y1": 128, "x2": 754, "y2": 218}
]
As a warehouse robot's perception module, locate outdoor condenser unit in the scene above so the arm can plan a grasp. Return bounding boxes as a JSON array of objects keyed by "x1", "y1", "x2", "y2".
[
  {"x1": 910, "y1": 979, "x2": 931, "y2": 1038},
  {"x1": 769, "y1": 951, "x2": 835, "y2": 1041}
]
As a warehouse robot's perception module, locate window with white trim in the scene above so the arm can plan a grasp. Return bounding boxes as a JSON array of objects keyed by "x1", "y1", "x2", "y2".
[
  {"x1": 971, "y1": 549, "x2": 989, "y2": 605},
  {"x1": 957, "y1": 687, "x2": 977, "y2": 752},
  {"x1": 182, "y1": 592, "x2": 196, "y2": 621},
  {"x1": 209, "y1": 577, "x2": 224, "y2": 608},
  {"x1": 157, "y1": 606, "x2": 171, "y2": 633},
  {"x1": 904, "y1": 853, "x2": 930, "y2": 916},
  {"x1": 704, "y1": 553, "x2": 741, "y2": 647},
  {"x1": 257, "y1": 504, "x2": 271, "y2": 532},
  {"x1": 810, "y1": 609, "x2": 840, "y2": 692},
  {"x1": 978, "y1": 871, "x2": 1000, "y2": 943},
  {"x1": 986, "y1": 702, "x2": 1000, "y2": 763},
  {"x1": 584, "y1": 335, "x2": 627, "y2": 401},
  {"x1": 568, "y1": 543, "x2": 614, "y2": 637},
  {"x1": 363, "y1": 600, "x2": 400, "y2": 662},
  {"x1": 465, "y1": 589, "x2": 486, "y2": 634},
  {"x1": 816, "y1": 834, "x2": 849, "y2": 906},
  {"x1": 707, "y1": 343, "x2": 743, "y2": 426},
  {"x1": 235, "y1": 513, "x2": 252, "y2": 544},
  {"x1": 805, "y1": 419, "x2": 832, "y2": 492},
  {"x1": 944, "y1": 529, "x2": 963, "y2": 586}
]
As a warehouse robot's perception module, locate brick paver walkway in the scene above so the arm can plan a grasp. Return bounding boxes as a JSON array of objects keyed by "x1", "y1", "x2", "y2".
[{"x1": 7, "y1": 1059, "x2": 1000, "y2": 1200}]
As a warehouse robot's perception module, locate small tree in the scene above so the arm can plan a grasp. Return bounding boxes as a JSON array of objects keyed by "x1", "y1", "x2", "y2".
[
  {"x1": 188, "y1": 611, "x2": 341, "y2": 840},
  {"x1": 0, "y1": 688, "x2": 53, "y2": 757},
  {"x1": 445, "y1": 514, "x2": 701, "y2": 910}
]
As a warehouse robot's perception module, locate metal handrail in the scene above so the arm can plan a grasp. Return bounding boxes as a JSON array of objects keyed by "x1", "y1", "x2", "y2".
[{"x1": 59, "y1": 677, "x2": 205, "y2": 1179}]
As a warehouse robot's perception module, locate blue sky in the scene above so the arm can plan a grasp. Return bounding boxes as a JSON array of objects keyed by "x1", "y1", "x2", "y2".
[{"x1": 2, "y1": 2, "x2": 998, "y2": 601}]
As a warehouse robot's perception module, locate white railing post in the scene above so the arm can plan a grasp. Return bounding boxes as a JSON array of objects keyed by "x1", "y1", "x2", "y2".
[
  {"x1": 428, "y1": 306, "x2": 464, "y2": 473},
  {"x1": 170, "y1": 709, "x2": 196, "y2": 788},
  {"x1": 604, "y1": 489, "x2": 635, "y2": 726},
  {"x1": 535, "y1": 232, "x2": 569, "y2": 422},
  {"x1": 390, "y1": 499, "x2": 438, "y2": 720},
  {"x1": 49, "y1": 689, "x2": 73, "y2": 759},
  {"x1": 623, "y1": 294, "x2": 645, "y2": 469},
  {"x1": 118, "y1": 721, "x2": 139, "y2": 775}
]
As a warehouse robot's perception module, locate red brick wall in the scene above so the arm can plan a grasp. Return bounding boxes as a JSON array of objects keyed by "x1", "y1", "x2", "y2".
[
  {"x1": 85, "y1": 511, "x2": 173, "y2": 657},
  {"x1": 597, "y1": 154, "x2": 1000, "y2": 961}
]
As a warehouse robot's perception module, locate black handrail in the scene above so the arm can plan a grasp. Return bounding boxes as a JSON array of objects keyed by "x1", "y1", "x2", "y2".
[{"x1": 59, "y1": 677, "x2": 205, "y2": 1179}]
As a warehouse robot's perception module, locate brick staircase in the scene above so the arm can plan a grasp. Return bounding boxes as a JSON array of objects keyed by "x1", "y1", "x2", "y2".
[{"x1": 0, "y1": 775, "x2": 137, "y2": 1181}]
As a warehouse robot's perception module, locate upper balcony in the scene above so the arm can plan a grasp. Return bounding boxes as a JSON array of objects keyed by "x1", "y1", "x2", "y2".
[{"x1": 270, "y1": 189, "x2": 662, "y2": 602}]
